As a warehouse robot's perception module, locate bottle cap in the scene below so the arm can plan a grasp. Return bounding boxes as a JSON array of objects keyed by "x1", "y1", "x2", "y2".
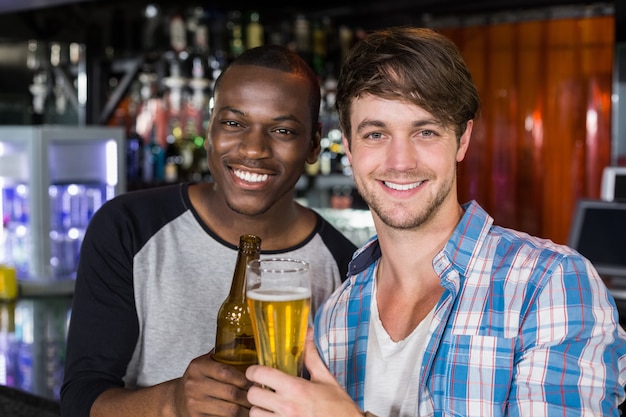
[{"x1": 240, "y1": 234, "x2": 261, "y2": 252}]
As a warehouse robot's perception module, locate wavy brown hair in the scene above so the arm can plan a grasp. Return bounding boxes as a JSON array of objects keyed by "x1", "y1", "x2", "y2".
[{"x1": 336, "y1": 27, "x2": 480, "y2": 143}]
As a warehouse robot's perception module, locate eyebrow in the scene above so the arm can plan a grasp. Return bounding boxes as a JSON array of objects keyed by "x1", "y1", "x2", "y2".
[
  {"x1": 355, "y1": 119, "x2": 386, "y2": 133},
  {"x1": 216, "y1": 106, "x2": 244, "y2": 116},
  {"x1": 273, "y1": 114, "x2": 303, "y2": 124},
  {"x1": 355, "y1": 118, "x2": 442, "y2": 133},
  {"x1": 216, "y1": 106, "x2": 304, "y2": 125}
]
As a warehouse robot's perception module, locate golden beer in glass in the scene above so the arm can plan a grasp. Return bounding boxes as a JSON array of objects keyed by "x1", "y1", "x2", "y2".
[{"x1": 246, "y1": 258, "x2": 311, "y2": 376}]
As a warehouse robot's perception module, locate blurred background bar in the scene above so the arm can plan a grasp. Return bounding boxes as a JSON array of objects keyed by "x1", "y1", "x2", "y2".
[{"x1": 0, "y1": 0, "x2": 623, "y2": 411}]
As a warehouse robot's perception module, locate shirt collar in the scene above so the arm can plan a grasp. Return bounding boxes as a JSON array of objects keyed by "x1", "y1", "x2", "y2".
[
  {"x1": 438, "y1": 200, "x2": 494, "y2": 277},
  {"x1": 348, "y1": 236, "x2": 381, "y2": 276},
  {"x1": 347, "y1": 201, "x2": 493, "y2": 277}
]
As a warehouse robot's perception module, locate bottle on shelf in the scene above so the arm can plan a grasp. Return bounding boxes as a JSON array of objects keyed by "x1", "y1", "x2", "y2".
[
  {"x1": 140, "y1": 3, "x2": 163, "y2": 54},
  {"x1": 245, "y1": 11, "x2": 264, "y2": 50},
  {"x1": 208, "y1": 8, "x2": 229, "y2": 72},
  {"x1": 293, "y1": 14, "x2": 312, "y2": 66},
  {"x1": 142, "y1": 125, "x2": 165, "y2": 184},
  {"x1": 182, "y1": 101, "x2": 208, "y2": 182},
  {"x1": 227, "y1": 10, "x2": 245, "y2": 60},
  {"x1": 168, "y1": 8, "x2": 188, "y2": 57},
  {"x1": 126, "y1": 130, "x2": 144, "y2": 188},
  {"x1": 163, "y1": 118, "x2": 184, "y2": 183},
  {"x1": 162, "y1": 57, "x2": 189, "y2": 183},
  {"x1": 311, "y1": 18, "x2": 327, "y2": 76},
  {"x1": 185, "y1": 14, "x2": 211, "y2": 182},
  {"x1": 186, "y1": 6, "x2": 209, "y2": 55},
  {"x1": 214, "y1": 234, "x2": 262, "y2": 372},
  {"x1": 339, "y1": 24, "x2": 355, "y2": 64},
  {"x1": 1, "y1": 185, "x2": 31, "y2": 278}
]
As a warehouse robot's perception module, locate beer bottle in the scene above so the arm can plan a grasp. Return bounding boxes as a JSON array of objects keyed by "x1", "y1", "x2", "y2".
[{"x1": 213, "y1": 234, "x2": 261, "y2": 371}]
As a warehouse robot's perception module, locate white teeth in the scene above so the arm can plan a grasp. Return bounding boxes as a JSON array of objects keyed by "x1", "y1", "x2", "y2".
[
  {"x1": 384, "y1": 180, "x2": 423, "y2": 191},
  {"x1": 234, "y1": 169, "x2": 269, "y2": 183}
]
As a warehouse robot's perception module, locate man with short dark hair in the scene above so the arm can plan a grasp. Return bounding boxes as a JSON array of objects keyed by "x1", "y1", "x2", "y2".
[{"x1": 61, "y1": 45, "x2": 357, "y2": 417}]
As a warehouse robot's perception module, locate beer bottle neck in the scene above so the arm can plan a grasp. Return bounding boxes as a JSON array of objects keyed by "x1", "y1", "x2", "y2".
[
  {"x1": 227, "y1": 250, "x2": 258, "y2": 300},
  {"x1": 226, "y1": 234, "x2": 261, "y2": 301}
]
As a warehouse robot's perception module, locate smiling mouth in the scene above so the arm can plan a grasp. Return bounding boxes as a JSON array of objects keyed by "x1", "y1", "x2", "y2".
[
  {"x1": 383, "y1": 180, "x2": 425, "y2": 191},
  {"x1": 233, "y1": 168, "x2": 270, "y2": 183}
]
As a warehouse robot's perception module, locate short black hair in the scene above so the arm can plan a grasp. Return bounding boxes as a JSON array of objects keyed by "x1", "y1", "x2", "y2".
[{"x1": 213, "y1": 45, "x2": 321, "y2": 126}]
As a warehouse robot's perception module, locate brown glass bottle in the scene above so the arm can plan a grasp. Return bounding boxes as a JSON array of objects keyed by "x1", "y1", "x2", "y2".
[{"x1": 213, "y1": 234, "x2": 261, "y2": 372}]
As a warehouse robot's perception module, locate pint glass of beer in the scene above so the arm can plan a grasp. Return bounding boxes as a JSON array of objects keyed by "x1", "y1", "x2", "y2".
[{"x1": 246, "y1": 258, "x2": 311, "y2": 377}]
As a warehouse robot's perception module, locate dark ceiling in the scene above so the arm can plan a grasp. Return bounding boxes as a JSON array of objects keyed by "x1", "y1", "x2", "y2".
[
  {"x1": 0, "y1": 0, "x2": 610, "y2": 15},
  {"x1": 0, "y1": 0, "x2": 615, "y2": 49}
]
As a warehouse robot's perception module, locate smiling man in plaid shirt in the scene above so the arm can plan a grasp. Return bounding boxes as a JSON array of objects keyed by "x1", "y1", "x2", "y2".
[{"x1": 245, "y1": 27, "x2": 626, "y2": 417}]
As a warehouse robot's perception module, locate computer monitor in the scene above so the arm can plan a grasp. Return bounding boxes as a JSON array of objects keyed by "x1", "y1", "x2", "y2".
[
  {"x1": 568, "y1": 199, "x2": 626, "y2": 278},
  {"x1": 601, "y1": 166, "x2": 626, "y2": 202}
]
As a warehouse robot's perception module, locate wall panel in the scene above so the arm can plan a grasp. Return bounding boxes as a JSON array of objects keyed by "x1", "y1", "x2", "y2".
[{"x1": 441, "y1": 14, "x2": 613, "y2": 244}]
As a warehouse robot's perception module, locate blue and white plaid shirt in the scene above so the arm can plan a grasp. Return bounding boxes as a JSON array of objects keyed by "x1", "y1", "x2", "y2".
[{"x1": 315, "y1": 201, "x2": 626, "y2": 416}]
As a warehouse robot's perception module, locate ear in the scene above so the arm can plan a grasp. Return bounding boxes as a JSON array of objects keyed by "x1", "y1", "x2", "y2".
[
  {"x1": 342, "y1": 133, "x2": 352, "y2": 165},
  {"x1": 456, "y1": 119, "x2": 473, "y2": 163},
  {"x1": 305, "y1": 122, "x2": 322, "y2": 164}
]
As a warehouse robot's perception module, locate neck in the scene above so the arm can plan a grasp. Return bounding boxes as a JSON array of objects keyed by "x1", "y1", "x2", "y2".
[
  {"x1": 189, "y1": 183, "x2": 314, "y2": 250},
  {"x1": 374, "y1": 203, "x2": 463, "y2": 287}
]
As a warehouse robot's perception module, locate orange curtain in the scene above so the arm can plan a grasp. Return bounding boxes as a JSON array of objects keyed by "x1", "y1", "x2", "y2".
[{"x1": 441, "y1": 15, "x2": 614, "y2": 244}]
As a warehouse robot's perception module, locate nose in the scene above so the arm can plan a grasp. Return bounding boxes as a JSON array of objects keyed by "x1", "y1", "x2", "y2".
[
  {"x1": 239, "y1": 126, "x2": 271, "y2": 159},
  {"x1": 385, "y1": 136, "x2": 417, "y2": 170}
]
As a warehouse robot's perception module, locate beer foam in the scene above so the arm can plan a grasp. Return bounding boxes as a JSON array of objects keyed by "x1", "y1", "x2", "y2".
[{"x1": 247, "y1": 287, "x2": 311, "y2": 301}]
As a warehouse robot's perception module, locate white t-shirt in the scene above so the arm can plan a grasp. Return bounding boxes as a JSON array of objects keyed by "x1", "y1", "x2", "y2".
[{"x1": 364, "y1": 278, "x2": 434, "y2": 417}]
